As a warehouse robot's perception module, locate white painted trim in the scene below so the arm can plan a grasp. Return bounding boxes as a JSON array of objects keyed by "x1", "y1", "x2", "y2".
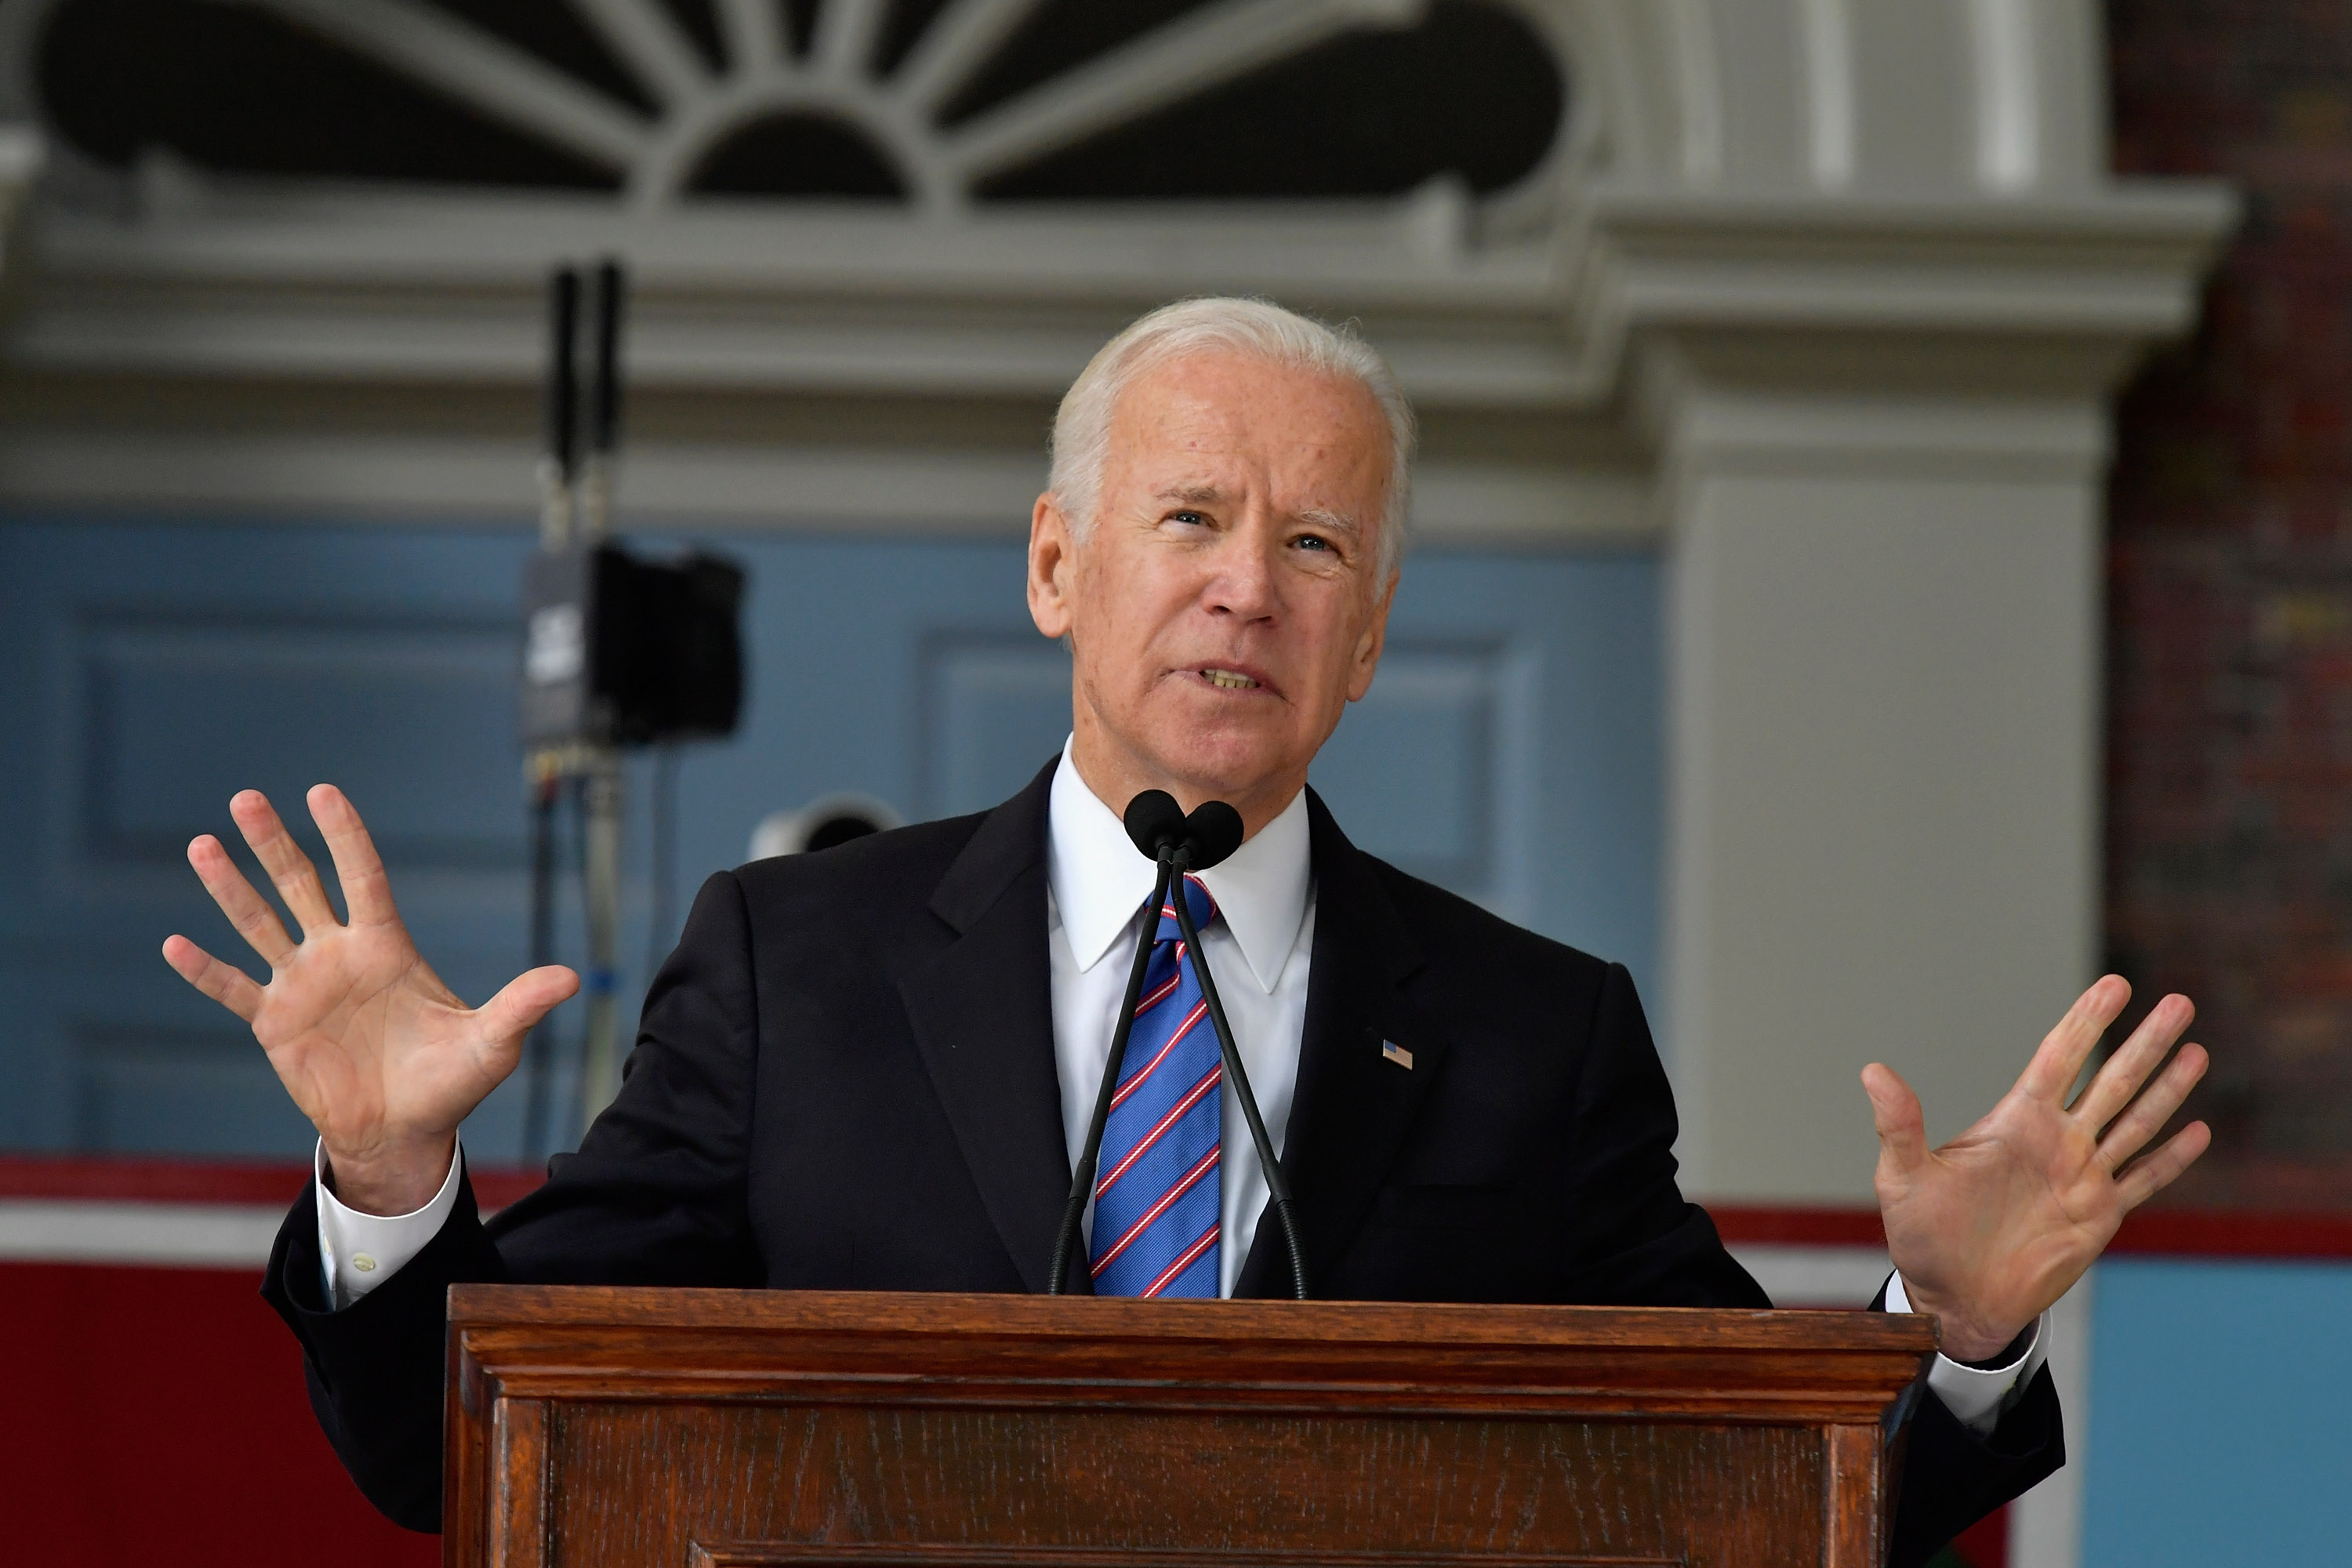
[
  {"x1": 2009, "y1": 1269, "x2": 2092, "y2": 1568},
  {"x1": 0, "y1": 176, "x2": 2234, "y2": 418},
  {"x1": 0, "y1": 427, "x2": 1655, "y2": 542},
  {"x1": 1661, "y1": 0, "x2": 1723, "y2": 185},
  {"x1": 1726, "y1": 1242, "x2": 1891, "y2": 1306},
  {"x1": 1796, "y1": 0, "x2": 1857, "y2": 191},
  {"x1": 0, "y1": 1199, "x2": 281, "y2": 1267},
  {"x1": 1664, "y1": 385, "x2": 2113, "y2": 483},
  {"x1": 1967, "y1": 0, "x2": 2042, "y2": 194},
  {"x1": 245, "y1": 0, "x2": 649, "y2": 175}
]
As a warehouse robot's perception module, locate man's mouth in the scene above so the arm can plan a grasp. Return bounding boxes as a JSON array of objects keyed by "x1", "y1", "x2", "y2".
[{"x1": 1200, "y1": 668, "x2": 1260, "y2": 691}]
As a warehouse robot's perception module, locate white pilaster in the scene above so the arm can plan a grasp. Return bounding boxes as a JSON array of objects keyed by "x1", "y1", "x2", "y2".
[{"x1": 1659, "y1": 383, "x2": 2108, "y2": 1198}]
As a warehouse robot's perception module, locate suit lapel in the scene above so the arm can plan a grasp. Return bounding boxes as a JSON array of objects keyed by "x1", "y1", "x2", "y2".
[
  {"x1": 895, "y1": 759, "x2": 1080, "y2": 1295},
  {"x1": 1235, "y1": 789, "x2": 1449, "y2": 1298}
]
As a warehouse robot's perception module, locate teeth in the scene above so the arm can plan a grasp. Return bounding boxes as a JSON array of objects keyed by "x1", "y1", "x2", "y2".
[{"x1": 1203, "y1": 669, "x2": 1258, "y2": 690}]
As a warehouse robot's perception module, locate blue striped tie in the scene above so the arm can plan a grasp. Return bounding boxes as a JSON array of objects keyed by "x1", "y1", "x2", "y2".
[{"x1": 1090, "y1": 873, "x2": 1222, "y2": 1298}]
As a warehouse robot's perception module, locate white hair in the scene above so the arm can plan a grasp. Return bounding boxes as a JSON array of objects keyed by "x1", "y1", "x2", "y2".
[{"x1": 1048, "y1": 296, "x2": 1416, "y2": 583}]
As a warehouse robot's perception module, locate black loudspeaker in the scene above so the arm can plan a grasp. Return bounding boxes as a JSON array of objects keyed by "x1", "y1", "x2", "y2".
[{"x1": 521, "y1": 543, "x2": 746, "y2": 750}]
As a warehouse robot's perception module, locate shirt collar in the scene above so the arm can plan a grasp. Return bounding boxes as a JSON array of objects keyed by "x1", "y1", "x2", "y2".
[{"x1": 1046, "y1": 736, "x2": 1312, "y2": 996}]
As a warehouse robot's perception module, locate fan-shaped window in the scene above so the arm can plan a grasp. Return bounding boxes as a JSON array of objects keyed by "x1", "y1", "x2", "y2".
[{"x1": 20, "y1": 0, "x2": 1566, "y2": 209}]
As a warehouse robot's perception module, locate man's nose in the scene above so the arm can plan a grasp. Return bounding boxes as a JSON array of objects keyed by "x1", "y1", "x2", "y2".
[{"x1": 1202, "y1": 528, "x2": 1279, "y2": 619}]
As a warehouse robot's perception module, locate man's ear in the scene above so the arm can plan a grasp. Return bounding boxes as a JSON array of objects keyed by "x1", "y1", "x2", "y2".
[
  {"x1": 1028, "y1": 492, "x2": 1077, "y2": 640},
  {"x1": 1345, "y1": 569, "x2": 1398, "y2": 703}
]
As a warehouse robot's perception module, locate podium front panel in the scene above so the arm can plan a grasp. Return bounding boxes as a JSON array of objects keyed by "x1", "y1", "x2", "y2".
[{"x1": 446, "y1": 1287, "x2": 1933, "y2": 1568}]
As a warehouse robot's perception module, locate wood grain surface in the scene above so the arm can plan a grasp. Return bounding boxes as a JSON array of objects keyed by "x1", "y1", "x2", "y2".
[{"x1": 444, "y1": 1288, "x2": 1932, "y2": 1568}]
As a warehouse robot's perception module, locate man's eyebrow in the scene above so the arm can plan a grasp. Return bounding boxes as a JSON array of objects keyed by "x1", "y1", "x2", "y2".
[
  {"x1": 1298, "y1": 507, "x2": 1362, "y2": 536},
  {"x1": 1154, "y1": 484, "x2": 1225, "y2": 505}
]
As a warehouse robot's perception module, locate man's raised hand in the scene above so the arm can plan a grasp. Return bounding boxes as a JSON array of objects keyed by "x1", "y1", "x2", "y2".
[
  {"x1": 160, "y1": 786, "x2": 578, "y2": 1215},
  {"x1": 1864, "y1": 976, "x2": 2211, "y2": 1361}
]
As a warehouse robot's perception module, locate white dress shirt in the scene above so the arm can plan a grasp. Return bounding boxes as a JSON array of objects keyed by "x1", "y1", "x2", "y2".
[
  {"x1": 315, "y1": 738, "x2": 2042, "y2": 1432},
  {"x1": 1045, "y1": 736, "x2": 1313, "y2": 1298}
]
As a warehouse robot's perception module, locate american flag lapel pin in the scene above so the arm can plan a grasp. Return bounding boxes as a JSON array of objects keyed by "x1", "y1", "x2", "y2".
[{"x1": 1381, "y1": 1040, "x2": 1414, "y2": 1071}]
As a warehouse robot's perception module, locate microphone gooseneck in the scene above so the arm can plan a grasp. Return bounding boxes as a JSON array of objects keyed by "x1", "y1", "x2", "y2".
[
  {"x1": 1048, "y1": 791, "x2": 1309, "y2": 1300},
  {"x1": 1164, "y1": 867, "x2": 1308, "y2": 1300},
  {"x1": 1048, "y1": 845, "x2": 1174, "y2": 1295}
]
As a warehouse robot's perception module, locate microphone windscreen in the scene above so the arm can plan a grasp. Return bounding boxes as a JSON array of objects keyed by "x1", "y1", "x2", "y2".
[
  {"x1": 1123, "y1": 789, "x2": 1186, "y2": 861},
  {"x1": 1180, "y1": 801, "x2": 1245, "y2": 871}
]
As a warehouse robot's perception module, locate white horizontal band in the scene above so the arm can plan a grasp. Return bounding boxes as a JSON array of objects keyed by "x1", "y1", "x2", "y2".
[{"x1": 0, "y1": 1200, "x2": 283, "y2": 1268}]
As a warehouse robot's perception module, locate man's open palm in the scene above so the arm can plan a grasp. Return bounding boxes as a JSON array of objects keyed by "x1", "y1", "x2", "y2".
[
  {"x1": 1866, "y1": 976, "x2": 2210, "y2": 1360},
  {"x1": 161, "y1": 785, "x2": 577, "y2": 1213}
]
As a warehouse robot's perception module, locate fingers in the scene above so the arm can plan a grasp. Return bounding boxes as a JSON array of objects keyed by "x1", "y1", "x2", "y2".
[
  {"x1": 187, "y1": 833, "x2": 296, "y2": 966},
  {"x1": 230, "y1": 789, "x2": 340, "y2": 938},
  {"x1": 2116, "y1": 1120, "x2": 2213, "y2": 1210},
  {"x1": 1861, "y1": 1062, "x2": 1929, "y2": 1178},
  {"x1": 2097, "y1": 1041, "x2": 2209, "y2": 1171},
  {"x1": 161, "y1": 935, "x2": 263, "y2": 1023},
  {"x1": 310, "y1": 784, "x2": 399, "y2": 930},
  {"x1": 2016, "y1": 975, "x2": 2132, "y2": 1103},
  {"x1": 477, "y1": 966, "x2": 581, "y2": 1051},
  {"x1": 2073, "y1": 993, "x2": 2195, "y2": 1130}
]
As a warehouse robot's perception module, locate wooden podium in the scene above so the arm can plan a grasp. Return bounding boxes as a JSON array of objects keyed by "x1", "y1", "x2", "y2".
[{"x1": 445, "y1": 1287, "x2": 1934, "y2": 1568}]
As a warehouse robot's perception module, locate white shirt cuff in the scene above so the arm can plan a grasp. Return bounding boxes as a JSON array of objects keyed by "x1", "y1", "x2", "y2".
[
  {"x1": 1888, "y1": 1271, "x2": 2050, "y2": 1438},
  {"x1": 313, "y1": 1138, "x2": 463, "y2": 1311}
]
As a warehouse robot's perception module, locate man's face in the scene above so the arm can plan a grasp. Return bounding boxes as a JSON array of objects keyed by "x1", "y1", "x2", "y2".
[{"x1": 1027, "y1": 350, "x2": 1396, "y2": 831}]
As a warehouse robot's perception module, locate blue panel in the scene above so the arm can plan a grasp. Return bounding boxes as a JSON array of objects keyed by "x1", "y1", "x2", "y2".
[
  {"x1": 0, "y1": 517, "x2": 1661, "y2": 1160},
  {"x1": 0, "y1": 520, "x2": 542, "y2": 1158},
  {"x1": 1312, "y1": 646, "x2": 1501, "y2": 892},
  {"x1": 79, "y1": 612, "x2": 522, "y2": 867},
  {"x1": 71, "y1": 1025, "x2": 320, "y2": 1155},
  {"x1": 922, "y1": 636, "x2": 1075, "y2": 817},
  {"x1": 1356, "y1": 550, "x2": 1664, "y2": 978},
  {"x1": 2083, "y1": 1258, "x2": 2352, "y2": 1566}
]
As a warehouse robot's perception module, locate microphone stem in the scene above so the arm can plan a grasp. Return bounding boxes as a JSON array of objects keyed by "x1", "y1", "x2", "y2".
[
  {"x1": 1169, "y1": 875, "x2": 1309, "y2": 1301},
  {"x1": 1048, "y1": 851, "x2": 1176, "y2": 1294}
]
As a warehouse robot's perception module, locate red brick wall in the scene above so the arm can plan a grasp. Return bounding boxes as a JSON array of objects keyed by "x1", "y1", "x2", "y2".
[{"x1": 2107, "y1": 2, "x2": 2352, "y2": 1207}]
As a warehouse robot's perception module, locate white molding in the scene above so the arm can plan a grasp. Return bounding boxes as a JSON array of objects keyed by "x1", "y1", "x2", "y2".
[
  {"x1": 1576, "y1": 185, "x2": 2238, "y2": 395},
  {"x1": 0, "y1": 426, "x2": 1653, "y2": 542},
  {"x1": 1660, "y1": 382, "x2": 2113, "y2": 483},
  {"x1": 0, "y1": 181, "x2": 2237, "y2": 438}
]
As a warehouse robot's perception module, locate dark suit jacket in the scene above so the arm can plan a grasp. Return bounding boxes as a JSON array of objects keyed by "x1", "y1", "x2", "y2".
[{"x1": 263, "y1": 757, "x2": 2060, "y2": 1565}]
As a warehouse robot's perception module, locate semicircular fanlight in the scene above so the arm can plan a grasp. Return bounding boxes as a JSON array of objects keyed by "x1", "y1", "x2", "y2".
[{"x1": 27, "y1": 0, "x2": 1567, "y2": 209}]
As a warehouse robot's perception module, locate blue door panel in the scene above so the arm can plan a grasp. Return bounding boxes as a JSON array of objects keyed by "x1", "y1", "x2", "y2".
[{"x1": 0, "y1": 517, "x2": 1661, "y2": 1160}]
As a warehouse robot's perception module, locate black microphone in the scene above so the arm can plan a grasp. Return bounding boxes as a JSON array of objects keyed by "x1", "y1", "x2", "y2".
[
  {"x1": 1176, "y1": 800, "x2": 1244, "y2": 872},
  {"x1": 1047, "y1": 792, "x2": 1309, "y2": 1300},
  {"x1": 1122, "y1": 788, "x2": 1186, "y2": 862},
  {"x1": 588, "y1": 257, "x2": 624, "y2": 456},
  {"x1": 543, "y1": 265, "x2": 580, "y2": 482}
]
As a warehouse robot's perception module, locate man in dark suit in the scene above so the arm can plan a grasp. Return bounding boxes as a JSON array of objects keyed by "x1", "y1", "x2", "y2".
[{"x1": 163, "y1": 299, "x2": 2212, "y2": 1568}]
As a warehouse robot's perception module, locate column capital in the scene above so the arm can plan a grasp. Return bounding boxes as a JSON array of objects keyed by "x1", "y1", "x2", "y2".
[{"x1": 1569, "y1": 180, "x2": 2238, "y2": 461}]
